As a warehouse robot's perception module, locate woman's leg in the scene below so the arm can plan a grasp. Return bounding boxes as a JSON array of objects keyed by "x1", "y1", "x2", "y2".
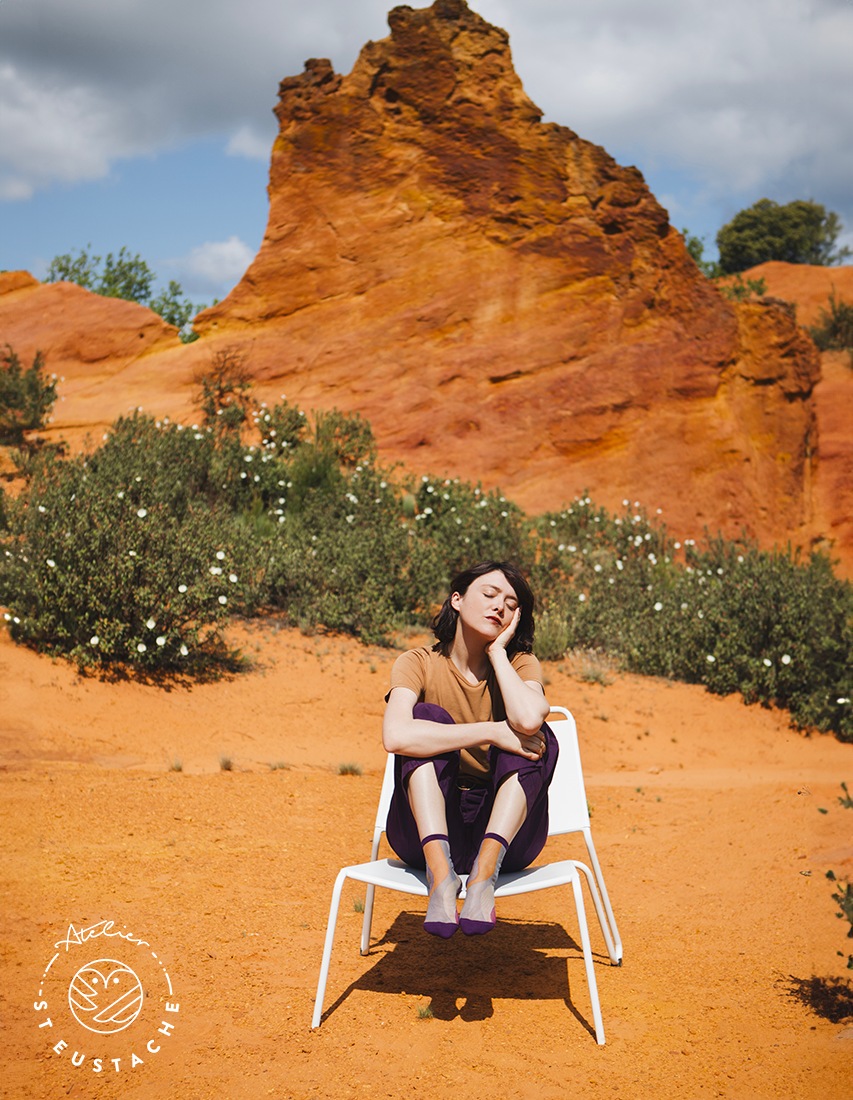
[
  {"x1": 459, "y1": 725, "x2": 559, "y2": 935},
  {"x1": 407, "y1": 763, "x2": 463, "y2": 937},
  {"x1": 458, "y1": 774, "x2": 526, "y2": 935}
]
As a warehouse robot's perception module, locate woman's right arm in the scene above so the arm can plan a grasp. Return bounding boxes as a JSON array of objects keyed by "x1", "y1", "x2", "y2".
[{"x1": 382, "y1": 687, "x2": 544, "y2": 760}]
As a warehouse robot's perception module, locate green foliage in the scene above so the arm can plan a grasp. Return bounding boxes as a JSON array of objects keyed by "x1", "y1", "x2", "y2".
[
  {"x1": 46, "y1": 245, "x2": 205, "y2": 341},
  {"x1": 194, "y1": 347, "x2": 259, "y2": 441},
  {"x1": 808, "y1": 288, "x2": 853, "y2": 352},
  {"x1": 0, "y1": 345, "x2": 58, "y2": 445},
  {"x1": 47, "y1": 245, "x2": 154, "y2": 302},
  {"x1": 719, "y1": 274, "x2": 768, "y2": 302},
  {"x1": 2, "y1": 372, "x2": 851, "y2": 741},
  {"x1": 716, "y1": 199, "x2": 851, "y2": 275},
  {"x1": 681, "y1": 228, "x2": 721, "y2": 279}
]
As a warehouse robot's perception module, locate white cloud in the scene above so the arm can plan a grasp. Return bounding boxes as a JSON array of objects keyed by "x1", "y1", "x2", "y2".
[
  {"x1": 1, "y1": 0, "x2": 851, "y2": 232},
  {"x1": 179, "y1": 236, "x2": 255, "y2": 284},
  {"x1": 226, "y1": 125, "x2": 273, "y2": 161}
]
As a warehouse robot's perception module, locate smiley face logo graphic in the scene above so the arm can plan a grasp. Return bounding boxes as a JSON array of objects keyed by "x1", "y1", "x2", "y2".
[{"x1": 68, "y1": 958, "x2": 144, "y2": 1034}]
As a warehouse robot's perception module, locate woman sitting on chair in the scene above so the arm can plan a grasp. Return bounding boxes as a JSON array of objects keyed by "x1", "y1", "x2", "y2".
[{"x1": 382, "y1": 561, "x2": 557, "y2": 938}]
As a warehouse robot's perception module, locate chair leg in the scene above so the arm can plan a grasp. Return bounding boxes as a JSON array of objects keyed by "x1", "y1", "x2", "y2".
[
  {"x1": 583, "y1": 831, "x2": 623, "y2": 963},
  {"x1": 360, "y1": 882, "x2": 376, "y2": 955},
  {"x1": 570, "y1": 870, "x2": 606, "y2": 1045},
  {"x1": 574, "y1": 860, "x2": 619, "y2": 966},
  {"x1": 312, "y1": 867, "x2": 350, "y2": 1028}
]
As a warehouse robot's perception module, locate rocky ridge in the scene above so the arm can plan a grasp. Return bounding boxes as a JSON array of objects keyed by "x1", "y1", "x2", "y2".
[{"x1": 1, "y1": 0, "x2": 849, "y2": 571}]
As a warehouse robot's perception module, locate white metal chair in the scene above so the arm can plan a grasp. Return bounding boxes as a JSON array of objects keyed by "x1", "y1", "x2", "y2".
[{"x1": 311, "y1": 706, "x2": 621, "y2": 1044}]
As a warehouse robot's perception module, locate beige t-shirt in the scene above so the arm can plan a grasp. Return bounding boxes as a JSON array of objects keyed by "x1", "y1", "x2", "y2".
[{"x1": 387, "y1": 646, "x2": 543, "y2": 778}]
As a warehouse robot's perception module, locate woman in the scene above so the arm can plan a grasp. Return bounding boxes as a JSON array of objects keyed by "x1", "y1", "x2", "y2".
[{"x1": 382, "y1": 561, "x2": 557, "y2": 938}]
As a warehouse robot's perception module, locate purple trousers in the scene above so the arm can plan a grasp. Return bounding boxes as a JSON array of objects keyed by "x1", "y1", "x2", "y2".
[{"x1": 385, "y1": 703, "x2": 559, "y2": 875}]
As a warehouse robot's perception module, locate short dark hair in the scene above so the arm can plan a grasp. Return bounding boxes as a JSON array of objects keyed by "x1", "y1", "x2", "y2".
[{"x1": 431, "y1": 561, "x2": 536, "y2": 658}]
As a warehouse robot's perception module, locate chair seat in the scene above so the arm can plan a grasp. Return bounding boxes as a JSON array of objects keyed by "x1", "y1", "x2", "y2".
[{"x1": 341, "y1": 858, "x2": 584, "y2": 900}]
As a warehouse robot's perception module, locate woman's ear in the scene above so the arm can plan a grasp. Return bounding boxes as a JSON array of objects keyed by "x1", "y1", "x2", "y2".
[{"x1": 450, "y1": 590, "x2": 461, "y2": 611}]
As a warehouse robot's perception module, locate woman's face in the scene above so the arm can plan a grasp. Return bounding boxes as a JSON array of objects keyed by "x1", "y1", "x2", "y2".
[{"x1": 450, "y1": 570, "x2": 519, "y2": 640}]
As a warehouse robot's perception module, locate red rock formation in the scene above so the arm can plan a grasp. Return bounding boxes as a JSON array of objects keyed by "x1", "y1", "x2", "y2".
[
  {"x1": 193, "y1": 0, "x2": 822, "y2": 547},
  {"x1": 722, "y1": 260, "x2": 853, "y2": 328},
  {"x1": 1, "y1": 1, "x2": 848, "y2": 573}
]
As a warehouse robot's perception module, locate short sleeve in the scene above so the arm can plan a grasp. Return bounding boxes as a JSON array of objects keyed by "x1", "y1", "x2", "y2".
[
  {"x1": 386, "y1": 648, "x2": 428, "y2": 701},
  {"x1": 511, "y1": 651, "x2": 543, "y2": 686}
]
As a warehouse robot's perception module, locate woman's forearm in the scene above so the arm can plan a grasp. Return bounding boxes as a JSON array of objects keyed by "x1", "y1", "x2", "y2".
[
  {"x1": 382, "y1": 714, "x2": 506, "y2": 757},
  {"x1": 488, "y1": 649, "x2": 550, "y2": 734}
]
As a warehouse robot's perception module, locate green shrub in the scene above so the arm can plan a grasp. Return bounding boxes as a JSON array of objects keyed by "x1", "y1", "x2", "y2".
[
  {"x1": 1, "y1": 380, "x2": 851, "y2": 742},
  {"x1": 0, "y1": 345, "x2": 58, "y2": 445},
  {"x1": 718, "y1": 274, "x2": 768, "y2": 302},
  {"x1": 808, "y1": 288, "x2": 853, "y2": 352}
]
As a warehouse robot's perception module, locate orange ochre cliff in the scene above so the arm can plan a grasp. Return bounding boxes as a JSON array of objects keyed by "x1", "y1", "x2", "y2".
[{"x1": 1, "y1": 0, "x2": 850, "y2": 572}]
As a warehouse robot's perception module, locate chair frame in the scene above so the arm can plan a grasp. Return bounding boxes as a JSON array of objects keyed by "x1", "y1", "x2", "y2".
[{"x1": 311, "y1": 707, "x2": 621, "y2": 1044}]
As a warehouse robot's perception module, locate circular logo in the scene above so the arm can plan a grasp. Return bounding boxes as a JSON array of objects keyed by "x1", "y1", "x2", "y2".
[{"x1": 68, "y1": 958, "x2": 144, "y2": 1034}]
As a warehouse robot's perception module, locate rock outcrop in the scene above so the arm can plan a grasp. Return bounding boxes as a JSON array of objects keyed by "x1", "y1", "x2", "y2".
[
  {"x1": 3, "y1": 1, "x2": 848, "y2": 572},
  {"x1": 192, "y1": 0, "x2": 822, "y2": 546}
]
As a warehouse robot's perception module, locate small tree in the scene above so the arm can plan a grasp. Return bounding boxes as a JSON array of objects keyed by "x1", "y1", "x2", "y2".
[
  {"x1": 0, "y1": 345, "x2": 57, "y2": 445},
  {"x1": 46, "y1": 246, "x2": 205, "y2": 342},
  {"x1": 717, "y1": 199, "x2": 852, "y2": 274},
  {"x1": 681, "y1": 228, "x2": 721, "y2": 279},
  {"x1": 808, "y1": 288, "x2": 853, "y2": 354},
  {"x1": 194, "y1": 346, "x2": 258, "y2": 440}
]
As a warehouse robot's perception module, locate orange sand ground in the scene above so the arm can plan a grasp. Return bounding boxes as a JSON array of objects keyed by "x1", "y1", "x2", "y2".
[{"x1": 1, "y1": 621, "x2": 852, "y2": 1099}]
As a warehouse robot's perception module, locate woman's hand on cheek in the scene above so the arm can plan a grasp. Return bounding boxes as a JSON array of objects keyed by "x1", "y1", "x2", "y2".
[{"x1": 488, "y1": 607, "x2": 520, "y2": 656}]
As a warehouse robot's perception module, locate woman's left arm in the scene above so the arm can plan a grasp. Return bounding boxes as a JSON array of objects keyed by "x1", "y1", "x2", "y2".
[{"x1": 487, "y1": 609, "x2": 551, "y2": 735}]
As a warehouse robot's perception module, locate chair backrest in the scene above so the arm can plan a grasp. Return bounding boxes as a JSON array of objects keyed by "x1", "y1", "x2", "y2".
[{"x1": 374, "y1": 706, "x2": 590, "y2": 839}]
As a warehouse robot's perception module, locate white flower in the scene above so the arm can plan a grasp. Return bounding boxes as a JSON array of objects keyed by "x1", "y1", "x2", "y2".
[
  {"x1": 47, "y1": 559, "x2": 56, "y2": 568},
  {"x1": 218, "y1": 595, "x2": 227, "y2": 605},
  {"x1": 763, "y1": 658, "x2": 772, "y2": 667},
  {"x1": 137, "y1": 508, "x2": 147, "y2": 518},
  {"x1": 209, "y1": 566, "x2": 222, "y2": 575},
  {"x1": 654, "y1": 602, "x2": 662, "y2": 611},
  {"x1": 3, "y1": 613, "x2": 10, "y2": 621},
  {"x1": 698, "y1": 610, "x2": 704, "y2": 618},
  {"x1": 622, "y1": 499, "x2": 629, "y2": 506},
  {"x1": 117, "y1": 491, "x2": 124, "y2": 499},
  {"x1": 674, "y1": 542, "x2": 681, "y2": 550},
  {"x1": 38, "y1": 505, "x2": 46, "y2": 513},
  {"x1": 137, "y1": 643, "x2": 147, "y2": 653},
  {"x1": 216, "y1": 551, "x2": 225, "y2": 560},
  {"x1": 90, "y1": 636, "x2": 99, "y2": 646},
  {"x1": 569, "y1": 545, "x2": 577, "y2": 553},
  {"x1": 180, "y1": 644, "x2": 188, "y2": 657},
  {"x1": 616, "y1": 560, "x2": 623, "y2": 571},
  {"x1": 346, "y1": 515, "x2": 355, "y2": 523},
  {"x1": 706, "y1": 654, "x2": 715, "y2": 663},
  {"x1": 578, "y1": 593, "x2": 586, "y2": 602},
  {"x1": 147, "y1": 618, "x2": 156, "y2": 629},
  {"x1": 594, "y1": 564, "x2": 602, "y2": 572},
  {"x1": 781, "y1": 654, "x2": 791, "y2": 665},
  {"x1": 837, "y1": 697, "x2": 850, "y2": 704},
  {"x1": 244, "y1": 455, "x2": 253, "y2": 462},
  {"x1": 681, "y1": 603, "x2": 688, "y2": 610},
  {"x1": 156, "y1": 636, "x2": 166, "y2": 646},
  {"x1": 229, "y1": 574, "x2": 237, "y2": 583},
  {"x1": 129, "y1": 550, "x2": 137, "y2": 557},
  {"x1": 178, "y1": 584, "x2": 187, "y2": 593}
]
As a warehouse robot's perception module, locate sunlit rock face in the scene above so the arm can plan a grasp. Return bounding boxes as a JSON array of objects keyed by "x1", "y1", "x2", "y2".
[
  {"x1": 194, "y1": 0, "x2": 822, "y2": 548},
  {"x1": 4, "y1": 1, "x2": 844, "y2": 568}
]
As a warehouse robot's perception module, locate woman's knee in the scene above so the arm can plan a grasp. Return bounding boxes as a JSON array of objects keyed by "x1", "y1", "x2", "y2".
[{"x1": 412, "y1": 702, "x2": 455, "y2": 724}]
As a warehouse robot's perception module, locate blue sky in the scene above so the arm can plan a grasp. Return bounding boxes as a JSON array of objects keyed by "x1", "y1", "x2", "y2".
[{"x1": 2, "y1": 0, "x2": 851, "y2": 304}]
